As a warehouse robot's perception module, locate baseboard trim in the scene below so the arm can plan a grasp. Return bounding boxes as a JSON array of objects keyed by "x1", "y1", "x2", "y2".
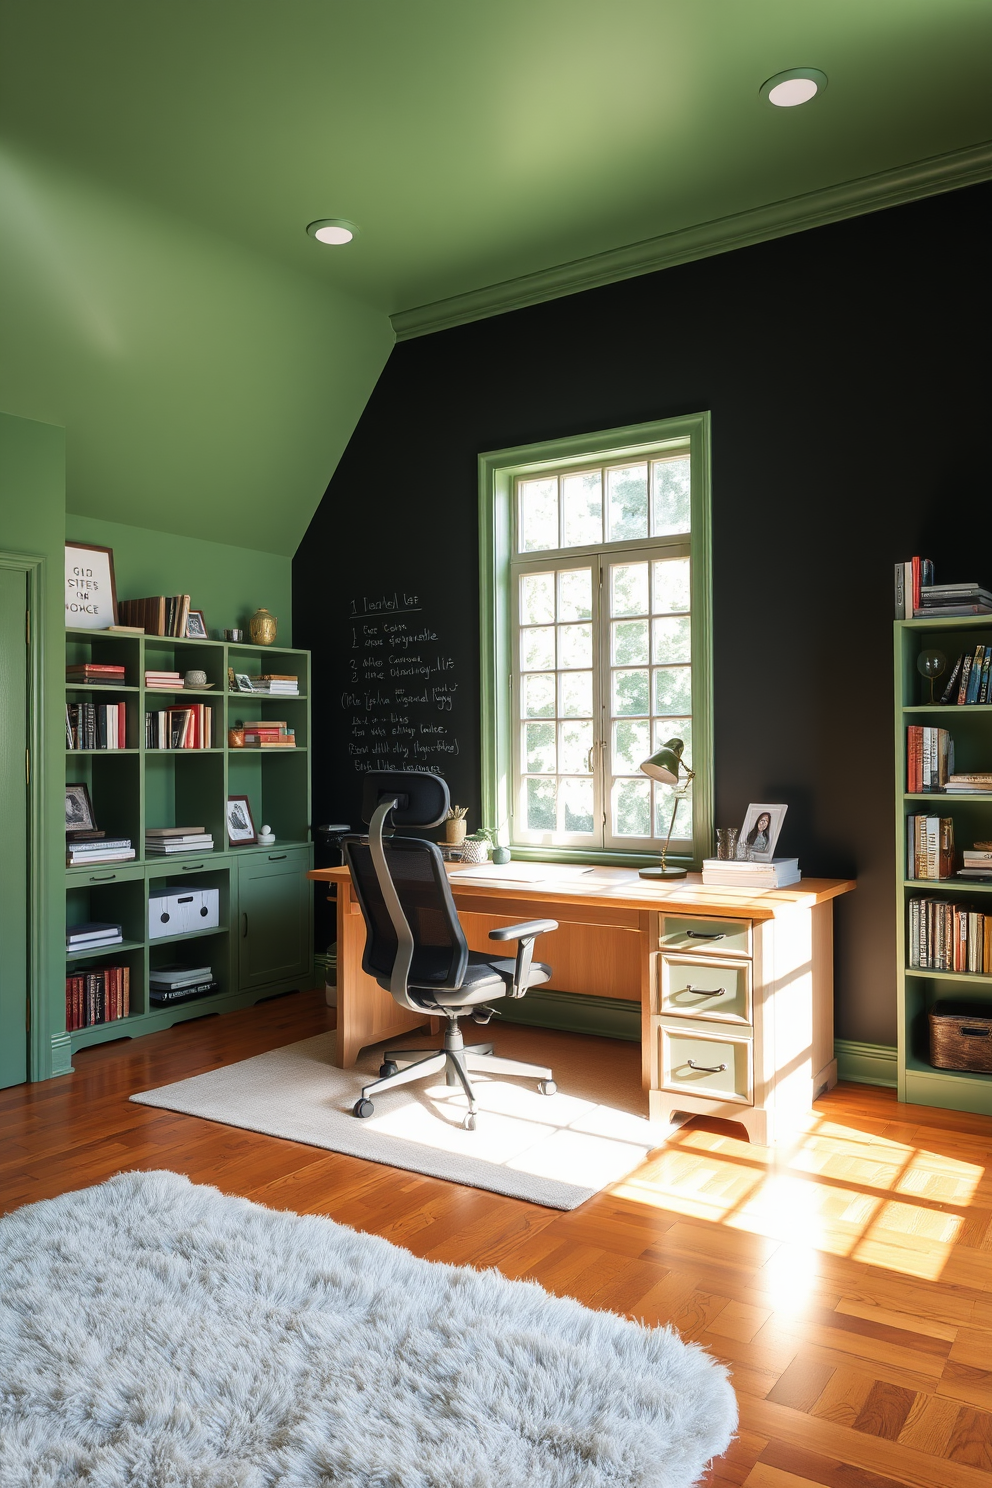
[
  {"x1": 499, "y1": 989, "x2": 640, "y2": 1042},
  {"x1": 835, "y1": 1039, "x2": 898, "y2": 1088},
  {"x1": 50, "y1": 1030, "x2": 73, "y2": 1078},
  {"x1": 392, "y1": 139, "x2": 992, "y2": 340}
]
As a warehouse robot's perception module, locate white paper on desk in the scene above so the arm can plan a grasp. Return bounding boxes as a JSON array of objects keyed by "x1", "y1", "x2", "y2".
[{"x1": 449, "y1": 863, "x2": 637, "y2": 886}]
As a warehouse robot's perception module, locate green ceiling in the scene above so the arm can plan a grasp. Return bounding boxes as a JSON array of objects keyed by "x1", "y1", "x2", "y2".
[{"x1": 2, "y1": 0, "x2": 991, "y2": 549}]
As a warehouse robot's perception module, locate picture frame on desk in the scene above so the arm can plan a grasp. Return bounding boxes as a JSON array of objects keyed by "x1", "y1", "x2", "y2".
[
  {"x1": 64, "y1": 542, "x2": 118, "y2": 630},
  {"x1": 739, "y1": 803, "x2": 787, "y2": 862},
  {"x1": 226, "y1": 794, "x2": 257, "y2": 845},
  {"x1": 185, "y1": 610, "x2": 207, "y2": 639}
]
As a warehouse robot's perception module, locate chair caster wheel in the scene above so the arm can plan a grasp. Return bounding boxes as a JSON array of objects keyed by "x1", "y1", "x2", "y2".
[
  {"x1": 353, "y1": 1098, "x2": 375, "y2": 1119},
  {"x1": 463, "y1": 1112, "x2": 477, "y2": 1131},
  {"x1": 538, "y1": 1080, "x2": 557, "y2": 1096},
  {"x1": 379, "y1": 1061, "x2": 398, "y2": 1078}
]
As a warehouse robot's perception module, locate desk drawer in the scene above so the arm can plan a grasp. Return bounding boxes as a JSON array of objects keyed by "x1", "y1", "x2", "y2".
[
  {"x1": 656, "y1": 1020, "x2": 753, "y2": 1106},
  {"x1": 660, "y1": 914, "x2": 751, "y2": 957},
  {"x1": 659, "y1": 956, "x2": 751, "y2": 1023}
]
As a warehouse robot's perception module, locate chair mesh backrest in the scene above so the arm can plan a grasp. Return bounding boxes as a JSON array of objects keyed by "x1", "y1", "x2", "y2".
[{"x1": 345, "y1": 836, "x2": 469, "y2": 990}]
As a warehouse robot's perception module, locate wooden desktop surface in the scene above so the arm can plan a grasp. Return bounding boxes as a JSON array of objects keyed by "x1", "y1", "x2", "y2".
[{"x1": 309, "y1": 863, "x2": 855, "y2": 1079}]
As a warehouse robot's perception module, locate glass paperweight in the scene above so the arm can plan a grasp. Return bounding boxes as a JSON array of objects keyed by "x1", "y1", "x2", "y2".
[{"x1": 917, "y1": 648, "x2": 947, "y2": 704}]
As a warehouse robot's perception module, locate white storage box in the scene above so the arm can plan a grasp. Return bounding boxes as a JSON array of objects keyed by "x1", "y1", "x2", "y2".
[{"x1": 149, "y1": 887, "x2": 220, "y2": 939}]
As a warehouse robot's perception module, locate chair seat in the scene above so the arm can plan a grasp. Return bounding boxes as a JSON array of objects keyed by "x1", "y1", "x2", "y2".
[{"x1": 393, "y1": 952, "x2": 552, "y2": 1010}]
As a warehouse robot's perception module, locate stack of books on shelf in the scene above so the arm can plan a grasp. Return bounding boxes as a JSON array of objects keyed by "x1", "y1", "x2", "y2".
[
  {"x1": 894, "y1": 557, "x2": 933, "y2": 619},
  {"x1": 248, "y1": 674, "x2": 299, "y2": 695},
  {"x1": 66, "y1": 661, "x2": 126, "y2": 687},
  {"x1": 65, "y1": 963, "x2": 130, "y2": 1029},
  {"x1": 906, "y1": 815, "x2": 954, "y2": 879},
  {"x1": 958, "y1": 848, "x2": 992, "y2": 880},
  {"x1": 918, "y1": 582, "x2": 992, "y2": 618},
  {"x1": 906, "y1": 726, "x2": 953, "y2": 791},
  {"x1": 119, "y1": 595, "x2": 191, "y2": 636},
  {"x1": 149, "y1": 963, "x2": 218, "y2": 1004},
  {"x1": 945, "y1": 772, "x2": 992, "y2": 795},
  {"x1": 144, "y1": 704, "x2": 214, "y2": 748},
  {"x1": 66, "y1": 834, "x2": 135, "y2": 867},
  {"x1": 701, "y1": 857, "x2": 801, "y2": 888},
  {"x1": 145, "y1": 826, "x2": 214, "y2": 855},
  {"x1": 145, "y1": 669, "x2": 183, "y2": 690},
  {"x1": 243, "y1": 721, "x2": 296, "y2": 748},
  {"x1": 66, "y1": 701, "x2": 127, "y2": 749},
  {"x1": 908, "y1": 897, "x2": 992, "y2": 973},
  {"x1": 932, "y1": 647, "x2": 992, "y2": 706},
  {"x1": 66, "y1": 921, "x2": 123, "y2": 953}
]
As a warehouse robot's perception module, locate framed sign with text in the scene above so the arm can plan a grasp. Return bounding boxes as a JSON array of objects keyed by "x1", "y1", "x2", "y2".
[{"x1": 65, "y1": 542, "x2": 118, "y2": 629}]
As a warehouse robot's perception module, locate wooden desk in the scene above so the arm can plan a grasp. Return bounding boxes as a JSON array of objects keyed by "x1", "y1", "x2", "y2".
[{"x1": 309, "y1": 863, "x2": 855, "y2": 1143}]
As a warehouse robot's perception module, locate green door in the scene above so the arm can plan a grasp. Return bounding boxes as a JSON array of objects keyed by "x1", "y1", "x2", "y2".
[
  {"x1": 237, "y1": 850, "x2": 312, "y2": 991},
  {"x1": 0, "y1": 567, "x2": 28, "y2": 1088}
]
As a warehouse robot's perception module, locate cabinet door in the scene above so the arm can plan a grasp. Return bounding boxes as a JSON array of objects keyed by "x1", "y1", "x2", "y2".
[{"x1": 237, "y1": 850, "x2": 312, "y2": 990}]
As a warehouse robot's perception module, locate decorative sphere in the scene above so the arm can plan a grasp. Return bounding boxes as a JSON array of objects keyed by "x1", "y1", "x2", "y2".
[{"x1": 916, "y1": 649, "x2": 946, "y2": 682}]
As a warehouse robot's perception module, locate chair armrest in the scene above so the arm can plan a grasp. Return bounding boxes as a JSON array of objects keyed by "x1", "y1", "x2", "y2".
[
  {"x1": 488, "y1": 919, "x2": 557, "y2": 997},
  {"x1": 488, "y1": 919, "x2": 558, "y2": 942}
]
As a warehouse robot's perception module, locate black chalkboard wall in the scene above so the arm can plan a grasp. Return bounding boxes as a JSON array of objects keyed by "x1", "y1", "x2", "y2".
[{"x1": 295, "y1": 179, "x2": 992, "y2": 1047}]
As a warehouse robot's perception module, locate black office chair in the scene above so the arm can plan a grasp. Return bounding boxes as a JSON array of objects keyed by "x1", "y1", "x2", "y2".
[{"x1": 344, "y1": 771, "x2": 558, "y2": 1130}]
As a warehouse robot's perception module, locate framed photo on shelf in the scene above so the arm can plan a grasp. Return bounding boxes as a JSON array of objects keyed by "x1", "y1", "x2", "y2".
[
  {"x1": 226, "y1": 794, "x2": 257, "y2": 845},
  {"x1": 234, "y1": 673, "x2": 254, "y2": 692},
  {"x1": 185, "y1": 610, "x2": 207, "y2": 639},
  {"x1": 65, "y1": 782, "x2": 97, "y2": 832},
  {"x1": 738, "y1": 803, "x2": 788, "y2": 862},
  {"x1": 65, "y1": 542, "x2": 118, "y2": 630}
]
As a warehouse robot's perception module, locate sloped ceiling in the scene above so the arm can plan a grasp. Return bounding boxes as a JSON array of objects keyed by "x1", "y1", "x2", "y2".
[{"x1": 2, "y1": 0, "x2": 991, "y2": 550}]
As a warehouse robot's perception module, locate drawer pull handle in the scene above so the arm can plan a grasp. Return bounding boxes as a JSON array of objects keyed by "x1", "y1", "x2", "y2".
[
  {"x1": 688, "y1": 1058, "x2": 727, "y2": 1073},
  {"x1": 181, "y1": 863, "x2": 205, "y2": 871},
  {"x1": 685, "y1": 930, "x2": 726, "y2": 940},
  {"x1": 684, "y1": 985, "x2": 724, "y2": 996},
  {"x1": 89, "y1": 872, "x2": 116, "y2": 882},
  {"x1": 268, "y1": 853, "x2": 287, "y2": 861}
]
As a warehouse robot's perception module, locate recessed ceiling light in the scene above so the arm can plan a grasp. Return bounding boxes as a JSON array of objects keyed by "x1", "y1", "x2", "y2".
[
  {"x1": 306, "y1": 218, "x2": 359, "y2": 245},
  {"x1": 760, "y1": 68, "x2": 828, "y2": 108}
]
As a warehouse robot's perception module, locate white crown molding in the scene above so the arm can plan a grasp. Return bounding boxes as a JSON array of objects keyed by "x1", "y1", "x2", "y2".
[{"x1": 391, "y1": 139, "x2": 992, "y2": 341}]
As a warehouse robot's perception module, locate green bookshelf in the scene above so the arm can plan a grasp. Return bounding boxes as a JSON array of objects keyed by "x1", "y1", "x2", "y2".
[
  {"x1": 64, "y1": 627, "x2": 313, "y2": 1053},
  {"x1": 895, "y1": 615, "x2": 992, "y2": 1116}
]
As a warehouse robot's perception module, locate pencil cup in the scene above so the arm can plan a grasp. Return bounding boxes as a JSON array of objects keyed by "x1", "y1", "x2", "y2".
[{"x1": 715, "y1": 828, "x2": 739, "y2": 860}]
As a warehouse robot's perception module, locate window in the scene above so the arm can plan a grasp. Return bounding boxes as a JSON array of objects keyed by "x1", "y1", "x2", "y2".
[{"x1": 480, "y1": 415, "x2": 711, "y2": 866}]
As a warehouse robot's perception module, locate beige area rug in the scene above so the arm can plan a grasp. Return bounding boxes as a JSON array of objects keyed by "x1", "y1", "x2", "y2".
[{"x1": 131, "y1": 1028, "x2": 666, "y2": 1209}]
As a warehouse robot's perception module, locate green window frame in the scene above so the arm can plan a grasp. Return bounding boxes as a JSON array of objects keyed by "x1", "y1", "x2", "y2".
[{"x1": 479, "y1": 413, "x2": 712, "y2": 868}]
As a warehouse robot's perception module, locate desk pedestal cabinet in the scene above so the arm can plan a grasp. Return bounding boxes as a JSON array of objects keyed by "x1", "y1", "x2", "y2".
[{"x1": 314, "y1": 868, "x2": 853, "y2": 1145}]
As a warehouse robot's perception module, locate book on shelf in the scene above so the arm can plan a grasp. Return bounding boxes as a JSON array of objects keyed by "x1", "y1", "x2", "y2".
[
  {"x1": 65, "y1": 837, "x2": 132, "y2": 855},
  {"x1": 702, "y1": 857, "x2": 801, "y2": 888},
  {"x1": 144, "y1": 835, "x2": 214, "y2": 854},
  {"x1": 105, "y1": 624, "x2": 144, "y2": 634},
  {"x1": 118, "y1": 596, "x2": 191, "y2": 637},
  {"x1": 243, "y1": 723, "x2": 296, "y2": 747},
  {"x1": 905, "y1": 726, "x2": 953, "y2": 792},
  {"x1": 908, "y1": 897, "x2": 992, "y2": 974},
  {"x1": 145, "y1": 826, "x2": 206, "y2": 837},
  {"x1": 66, "y1": 847, "x2": 135, "y2": 866},
  {"x1": 917, "y1": 581, "x2": 992, "y2": 617},
  {"x1": 145, "y1": 671, "x2": 183, "y2": 689},
  {"x1": 247, "y1": 677, "x2": 300, "y2": 694},
  {"x1": 67, "y1": 921, "x2": 123, "y2": 948},
  {"x1": 894, "y1": 557, "x2": 933, "y2": 620},
  {"x1": 945, "y1": 774, "x2": 992, "y2": 793},
  {"x1": 906, "y1": 815, "x2": 955, "y2": 879},
  {"x1": 65, "y1": 663, "x2": 126, "y2": 680},
  {"x1": 149, "y1": 963, "x2": 212, "y2": 985},
  {"x1": 66, "y1": 701, "x2": 127, "y2": 749},
  {"x1": 65, "y1": 963, "x2": 130, "y2": 1030},
  {"x1": 144, "y1": 704, "x2": 214, "y2": 748},
  {"x1": 149, "y1": 979, "x2": 218, "y2": 1005}
]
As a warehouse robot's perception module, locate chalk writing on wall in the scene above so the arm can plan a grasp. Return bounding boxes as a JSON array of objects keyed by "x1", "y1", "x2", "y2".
[{"x1": 341, "y1": 592, "x2": 460, "y2": 775}]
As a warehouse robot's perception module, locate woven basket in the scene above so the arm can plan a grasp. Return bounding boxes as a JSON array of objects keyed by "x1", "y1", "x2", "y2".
[{"x1": 929, "y1": 1002, "x2": 992, "y2": 1073}]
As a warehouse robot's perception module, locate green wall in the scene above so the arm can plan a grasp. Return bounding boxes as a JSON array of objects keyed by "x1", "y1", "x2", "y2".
[
  {"x1": 0, "y1": 141, "x2": 393, "y2": 554},
  {"x1": 0, "y1": 412, "x2": 67, "y2": 1081},
  {"x1": 67, "y1": 515, "x2": 293, "y2": 645}
]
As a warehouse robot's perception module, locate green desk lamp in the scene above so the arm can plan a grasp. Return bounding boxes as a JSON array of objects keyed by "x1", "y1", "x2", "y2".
[{"x1": 638, "y1": 737, "x2": 694, "y2": 880}]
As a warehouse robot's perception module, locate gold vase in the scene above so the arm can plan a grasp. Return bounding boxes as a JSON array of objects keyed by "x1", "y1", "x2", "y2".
[{"x1": 249, "y1": 607, "x2": 277, "y2": 646}]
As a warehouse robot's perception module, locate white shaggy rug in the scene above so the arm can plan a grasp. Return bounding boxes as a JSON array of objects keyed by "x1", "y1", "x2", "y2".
[
  {"x1": 130, "y1": 1032, "x2": 666, "y2": 1210},
  {"x1": 0, "y1": 1171, "x2": 737, "y2": 1488}
]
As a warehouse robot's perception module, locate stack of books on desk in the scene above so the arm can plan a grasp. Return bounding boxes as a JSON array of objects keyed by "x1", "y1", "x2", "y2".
[
  {"x1": 149, "y1": 964, "x2": 218, "y2": 1004},
  {"x1": 66, "y1": 835, "x2": 135, "y2": 867},
  {"x1": 248, "y1": 675, "x2": 299, "y2": 695},
  {"x1": 702, "y1": 858, "x2": 801, "y2": 888},
  {"x1": 67, "y1": 921, "x2": 123, "y2": 953},
  {"x1": 145, "y1": 826, "x2": 214, "y2": 855}
]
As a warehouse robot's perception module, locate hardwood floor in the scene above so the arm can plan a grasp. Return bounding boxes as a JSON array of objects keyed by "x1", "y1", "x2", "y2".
[{"x1": 3, "y1": 989, "x2": 992, "y2": 1488}]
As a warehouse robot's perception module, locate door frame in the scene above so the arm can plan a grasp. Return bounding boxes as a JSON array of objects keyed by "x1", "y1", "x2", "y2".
[{"x1": 0, "y1": 551, "x2": 48, "y2": 1084}]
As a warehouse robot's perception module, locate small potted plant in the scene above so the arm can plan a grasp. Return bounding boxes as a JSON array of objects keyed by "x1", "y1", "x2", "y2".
[
  {"x1": 444, "y1": 805, "x2": 468, "y2": 846},
  {"x1": 461, "y1": 827, "x2": 511, "y2": 865}
]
